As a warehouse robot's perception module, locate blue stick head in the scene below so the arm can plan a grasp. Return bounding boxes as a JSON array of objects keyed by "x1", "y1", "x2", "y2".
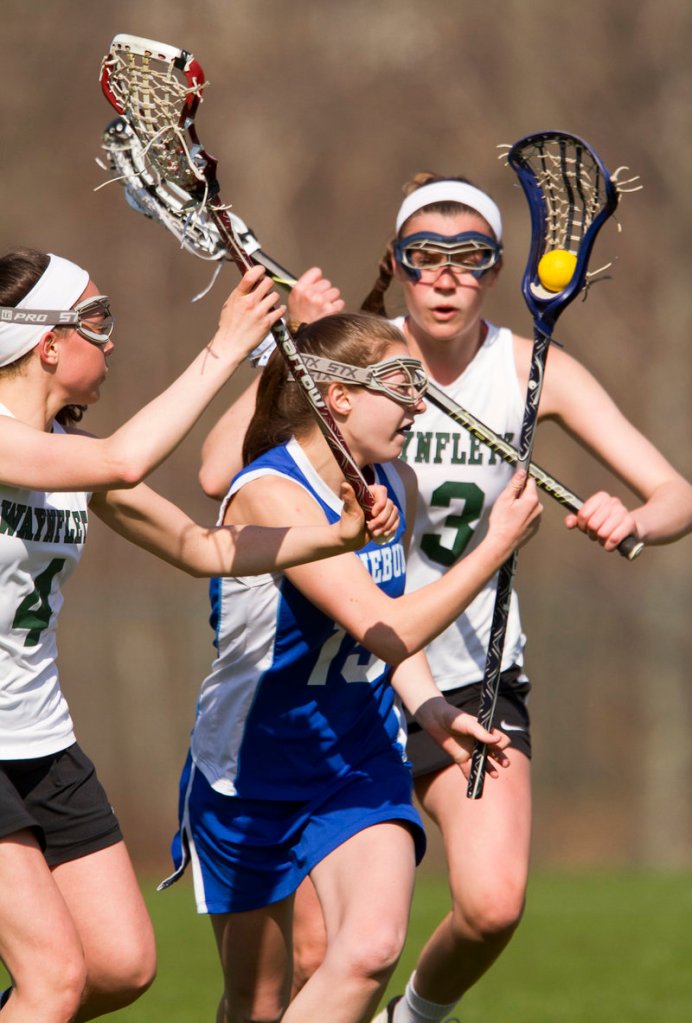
[{"x1": 507, "y1": 130, "x2": 621, "y2": 334}]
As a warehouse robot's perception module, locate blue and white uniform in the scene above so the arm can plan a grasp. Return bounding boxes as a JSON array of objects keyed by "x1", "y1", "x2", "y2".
[{"x1": 165, "y1": 437, "x2": 426, "y2": 913}]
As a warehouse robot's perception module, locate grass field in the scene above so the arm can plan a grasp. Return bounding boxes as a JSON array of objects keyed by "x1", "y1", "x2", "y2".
[{"x1": 3, "y1": 868, "x2": 691, "y2": 1021}]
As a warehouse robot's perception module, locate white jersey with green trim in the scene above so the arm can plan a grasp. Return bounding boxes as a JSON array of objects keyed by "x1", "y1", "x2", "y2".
[
  {"x1": 0, "y1": 404, "x2": 88, "y2": 758},
  {"x1": 394, "y1": 318, "x2": 527, "y2": 689}
]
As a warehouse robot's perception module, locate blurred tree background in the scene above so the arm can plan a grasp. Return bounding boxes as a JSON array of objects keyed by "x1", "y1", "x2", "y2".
[{"x1": 1, "y1": 0, "x2": 690, "y2": 871}]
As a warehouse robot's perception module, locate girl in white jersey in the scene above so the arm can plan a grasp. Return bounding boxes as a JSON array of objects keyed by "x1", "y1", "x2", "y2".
[
  {"x1": 360, "y1": 174, "x2": 692, "y2": 1023},
  {"x1": 170, "y1": 312, "x2": 541, "y2": 1023},
  {"x1": 0, "y1": 248, "x2": 399, "y2": 1023}
]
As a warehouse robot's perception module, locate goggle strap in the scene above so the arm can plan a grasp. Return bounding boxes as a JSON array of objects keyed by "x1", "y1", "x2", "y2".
[
  {"x1": 0, "y1": 307, "x2": 82, "y2": 327},
  {"x1": 289, "y1": 353, "x2": 428, "y2": 403},
  {"x1": 0, "y1": 296, "x2": 112, "y2": 329}
]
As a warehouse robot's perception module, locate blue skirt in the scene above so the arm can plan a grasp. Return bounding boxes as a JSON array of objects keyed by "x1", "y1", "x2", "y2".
[{"x1": 160, "y1": 749, "x2": 426, "y2": 913}]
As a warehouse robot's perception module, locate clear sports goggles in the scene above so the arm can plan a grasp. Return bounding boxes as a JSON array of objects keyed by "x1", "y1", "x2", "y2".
[
  {"x1": 394, "y1": 231, "x2": 502, "y2": 281},
  {"x1": 298, "y1": 352, "x2": 428, "y2": 406},
  {"x1": 0, "y1": 295, "x2": 115, "y2": 346}
]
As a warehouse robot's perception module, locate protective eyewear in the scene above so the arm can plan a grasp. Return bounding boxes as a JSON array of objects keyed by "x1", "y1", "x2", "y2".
[
  {"x1": 0, "y1": 295, "x2": 115, "y2": 346},
  {"x1": 298, "y1": 353, "x2": 428, "y2": 406},
  {"x1": 394, "y1": 231, "x2": 502, "y2": 281}
]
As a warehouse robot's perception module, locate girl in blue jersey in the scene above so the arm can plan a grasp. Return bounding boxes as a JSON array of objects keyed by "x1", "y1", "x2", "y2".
[
  {"x1": 0, "y1": 249, "x2": 396, "y2": 1023},
  {"x1": 166, "y1": 312, "x2": 542, "y2": 1023}
]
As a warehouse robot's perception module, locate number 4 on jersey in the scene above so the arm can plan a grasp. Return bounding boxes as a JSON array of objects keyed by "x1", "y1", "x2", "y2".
[{"x1": 12, "y1": 558, "x2": 65, "y2": 647}]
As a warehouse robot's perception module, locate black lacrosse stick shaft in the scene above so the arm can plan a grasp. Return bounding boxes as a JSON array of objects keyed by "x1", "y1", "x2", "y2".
[{"x1": 466, "y1": 328, "x2": 551, "y2": 798}]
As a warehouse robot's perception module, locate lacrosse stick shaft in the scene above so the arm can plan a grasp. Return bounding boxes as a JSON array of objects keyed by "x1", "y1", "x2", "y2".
[
  {"x1": 242, "y1": 266, "x2": 641, "y2": 558},
  {"x1": 425, "y1": 382, "x2": 642, "y2": 561},
  {"x1": 209, "y1": 205, "x2": 376, "y2": 512},
  {"x1": 466, "y1": 327, "x2": 550, "y2": 799},
  {"x1": 250, "y1": 250, "x2": 296, "y2": 287}
]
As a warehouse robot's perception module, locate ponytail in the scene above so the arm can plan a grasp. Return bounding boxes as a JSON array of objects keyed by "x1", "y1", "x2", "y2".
[{"x1": 360, "y1": 240, "x2": 395, "y2": 316}]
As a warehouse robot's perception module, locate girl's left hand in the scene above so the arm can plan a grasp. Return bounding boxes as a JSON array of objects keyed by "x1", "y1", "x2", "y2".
[
  {"x1": 564, "y1": 490, "x2": 639, "y2": 552},
  {"x1": 415, "y1": 697, "x2": 511, "y2": 778}
]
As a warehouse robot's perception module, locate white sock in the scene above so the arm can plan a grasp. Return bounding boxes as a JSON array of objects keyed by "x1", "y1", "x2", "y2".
[{"x1": 392, "y1": 973, "x2": 459, "y2": 1023}]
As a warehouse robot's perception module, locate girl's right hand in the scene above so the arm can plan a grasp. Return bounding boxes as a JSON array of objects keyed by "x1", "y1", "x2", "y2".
[
  {"x1": 211, "y1": 265, "x2": 286, "y2": 361},
  {"x1": 365, "y1": 484, "x2": 400, "y2": 542},
  {"x1": 487, "y1": 471, "x2": 543, "y2": 556},
  {"x1": 336, "y1": 483, "x2": 400, "y2": 549}
]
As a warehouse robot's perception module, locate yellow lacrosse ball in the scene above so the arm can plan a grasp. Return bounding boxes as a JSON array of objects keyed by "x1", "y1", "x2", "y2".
[{"x1": 537, "y1": 249, "x2": 577, "y2": 292}]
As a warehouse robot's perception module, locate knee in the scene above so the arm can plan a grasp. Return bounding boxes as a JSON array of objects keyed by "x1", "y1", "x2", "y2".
[
  {"x1": 293, "y1": 932, "x2": 326, "y2": 993},
  {"x1": 86, "y1": 937, "x2": 157, "y2": 1009},
  {"x1": 107, "y1": 958, "x2": 157, "y2": 1009},
  {"x1": 343, "y1": 921, "x2": 407, "y2": 985},
  {"x1": 224, "y1": 989, "x2": 287, "y2": 1023},
  {"x1": 11, "y1": 954, "x2": 87, "y2": 1023},
  {"x1": 453, "y1": 883, "x2": 526, "y2": 942},
  {"x1": 52, "y1": 965, "x2": 88, "y2": 1023}
]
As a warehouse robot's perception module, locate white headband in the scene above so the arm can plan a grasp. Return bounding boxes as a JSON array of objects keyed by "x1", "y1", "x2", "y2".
[
  {"x1": 0, "y1": 253, "x2": 90, "y2": 368},
  {"x1": 395, "y1": 181, "x2": 503, "y2": 242}
]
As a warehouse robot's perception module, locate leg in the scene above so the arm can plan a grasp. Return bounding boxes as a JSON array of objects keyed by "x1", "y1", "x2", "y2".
[
  {"x1": 413, "y1": 752, "x2": 531, "y2": 1004},
  {"x1": 285, "y1": 822, "x2": 417, "y2": 1023},
  {"x1": 291, "y1": 877, "x2": 326, "y2": 998},
  {"x1": 0, "y1": 831, "x2": 86, "y2": 1023},
  {"x1": 51, "y1": 841, "x2": 156, "y2": 1021},
  {"x1": 211, "y1": 896, "x2": 294, "y2": 1023}
]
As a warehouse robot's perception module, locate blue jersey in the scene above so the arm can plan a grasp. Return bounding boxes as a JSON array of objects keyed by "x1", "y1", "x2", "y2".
[{"x1": 189, "y1": 437, "x2": 409, "y2": 801}]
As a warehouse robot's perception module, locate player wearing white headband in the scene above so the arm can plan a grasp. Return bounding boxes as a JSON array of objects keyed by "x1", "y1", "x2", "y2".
[
  {"x1": 359, "y1": 175, "x2": 691, "y2": 1023},
  {"x1": 0, "y1": 247, "x2": 399, "y2": 1023}
]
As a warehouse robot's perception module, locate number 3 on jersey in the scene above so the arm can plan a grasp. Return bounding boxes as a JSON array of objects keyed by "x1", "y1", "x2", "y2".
[
  {"x1": 12, "y1": 558, "x2": 65, "y2": 647},
  {"x1": 420, "y1": 481, "x2": 485, "y2": 567}
]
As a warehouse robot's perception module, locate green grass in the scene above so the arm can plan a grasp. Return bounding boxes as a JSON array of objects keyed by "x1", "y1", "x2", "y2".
[{"x1": 3, "y1": 869, "x2": 691, "y2": 1021}]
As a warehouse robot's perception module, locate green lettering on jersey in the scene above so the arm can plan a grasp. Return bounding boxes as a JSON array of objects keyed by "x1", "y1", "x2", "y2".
[
  {"x1": 419, "y1": 481, "x2": 484, "y2": 567},
  {"x1": 12, "y1": 558, "x2": 66, "y2": 647}
]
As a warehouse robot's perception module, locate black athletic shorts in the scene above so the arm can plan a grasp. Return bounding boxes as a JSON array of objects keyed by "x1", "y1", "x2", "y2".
[
  {"x1": 405, "y1": 665, "x2": 532, "y2": 778},
  {"x1": 0, "y1": 742, "x2": 122, "y2": 866}
]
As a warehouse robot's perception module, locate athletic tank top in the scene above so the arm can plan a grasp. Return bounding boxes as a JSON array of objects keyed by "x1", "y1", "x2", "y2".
[
  {"x1": 393, "y1": 318, "x2": 527, "y2": 689},
  {"x1": 0, "y1": 404, "x2": 88, "y2": 758},
  {"x1": 190, "y1": 437, "x2": 410, "y2": 799}
]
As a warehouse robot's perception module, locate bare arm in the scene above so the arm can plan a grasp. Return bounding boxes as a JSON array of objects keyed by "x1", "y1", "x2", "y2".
[
  {"x1": 198, "y1": 267, "x2": 344, "y2": 500},
  {"x1": 226, "y1": 468, "x2": 541, "y2": 666},
  {"x1": 0, "y1": 268, "x2": 284, "y2": 493},
  {"x1": 515, "y1": 336, "x2": 692, "y2": 548},
  {"x1": 199, "y1": 375, "x2": 260, "y2": 499},
  {"x1": 89, "y1": 479, "x2": 391, "y2": 577}
]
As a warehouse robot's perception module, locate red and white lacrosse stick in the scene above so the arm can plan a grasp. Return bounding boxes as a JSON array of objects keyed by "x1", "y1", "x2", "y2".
[{"x1": 100, "y1": 33, "x2": 377, "y2": 516}]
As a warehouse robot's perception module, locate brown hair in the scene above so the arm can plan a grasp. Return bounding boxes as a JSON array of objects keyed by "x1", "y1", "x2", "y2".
[
  {"x1": 242, "y1": 313, "x2": 405, "y2": 465},
  {"x1": 0, "y1": 247, "x2": 86, "y2": 425},
  {"x1": 360, "y1": 172, "x2": 496, "y2": 317}
]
